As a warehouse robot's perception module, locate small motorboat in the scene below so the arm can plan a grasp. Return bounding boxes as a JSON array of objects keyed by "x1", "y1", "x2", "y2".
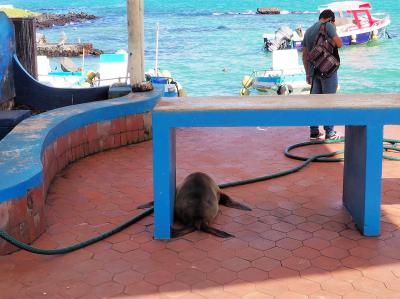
[
  {"x1": 145, "y1": 23, "x2": 186, "y2": 97},
  {"x1": 319, "y1": 1, "x2": 391, "y2": 45},
  {"x1": 263, "y1": 1, "x2": 391, "y2": 51},
  {"x1": 263, "y1": 26, "x2": 304, "y2": 52},
  {"x1": 37, "y1": 55, "x2": 85, "y2": 88},
  {"x1": 241, "y1": 49, "x2": 310, "y2": 96},
  {"x1": 146, "y1": 68, "x2": 186, "y2": 97}
]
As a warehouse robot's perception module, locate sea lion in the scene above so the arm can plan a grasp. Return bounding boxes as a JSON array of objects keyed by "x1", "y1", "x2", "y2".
[
  {"x1": 171, "y1": 172, "x2": 251, "y2": 238},
  {"x1": 137, "y1": 172, "x2": 251, "y2": 238}
]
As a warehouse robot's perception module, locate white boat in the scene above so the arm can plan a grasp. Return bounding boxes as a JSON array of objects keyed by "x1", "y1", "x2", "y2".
[
  {"x1": 241, "y1": 49, "x2": 310, "y2": 95},
  {"x1": 319, "y1": 1, "x2": 390, "y2": 45},
  {"x1": 146, "y1": 68, "x2": 185, "y2": 97},
  {"x1": 37, "y1": 56, "x2": 86, "y2": 88},
  {"x1": 96, "y1": 50, "x2": 129, "y2": 86},
  {"x1": 263, "y1": 26, "x2": 304, "y2": 52},
  {"x1": 37, "y1": 53, "x2": 185, "y2": 96},
  {"x1": 37, "y1": 22, "x2": 185, "y2": 97},
  {"x1": 263, "y1": 1, "x2": 391, "y2": 51}
]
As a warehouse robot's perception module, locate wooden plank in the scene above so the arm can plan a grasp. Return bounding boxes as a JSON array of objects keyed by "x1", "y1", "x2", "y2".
[
  {"x1": 154, "y1": 94, "x2": 400, "y2": 112},
  {"x1": 127, "y1": 0, "x2": 144, "y2": 84},
  {"x1": 11, "y1": 17, "x2": 37, "y2": 79}
]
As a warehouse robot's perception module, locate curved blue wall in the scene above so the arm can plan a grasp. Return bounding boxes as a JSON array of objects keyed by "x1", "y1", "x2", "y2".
[{"x1": 0, "y1": 89, "x2": 162, "y2": 202}]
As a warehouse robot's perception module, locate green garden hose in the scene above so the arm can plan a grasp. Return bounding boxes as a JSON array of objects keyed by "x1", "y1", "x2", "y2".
[
  {"x1": 1, "y1": 138, "x2": 400, "y2": 255},
  {"x1": 0, "y1": 207, "x2": 154, "y2": 255},
  {"x1": 383, "y1": 139, "x2": 400, "y2": 160}
]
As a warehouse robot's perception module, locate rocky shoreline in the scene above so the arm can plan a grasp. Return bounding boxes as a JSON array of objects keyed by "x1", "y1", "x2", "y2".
[
  {"x1": 34, "y1": 12, "x2": 103, "y2": 57},
  {"x1": 37, "y1": 43, "x2": 103, "y2": 57},
  {"x1": 35, "y1": 12, "x2": 98, "y2": 29},
  {"x1": 2, "y1": 8, "x2": 104, "y2": 57},
  {"x1": 256, "y1": 7, "x2": 281, "y2": 14}
]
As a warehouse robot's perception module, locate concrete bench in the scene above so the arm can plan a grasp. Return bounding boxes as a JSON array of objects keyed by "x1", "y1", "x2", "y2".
[
  {"x1": 0, "y1": 90, "x2": 161, "y2": 254},
  {"x1": 0, "y1": 110, "x2": 31, "y2": 140},
  {"x1": 152, "y1": 94, "x2": 400, "y2": 239}
]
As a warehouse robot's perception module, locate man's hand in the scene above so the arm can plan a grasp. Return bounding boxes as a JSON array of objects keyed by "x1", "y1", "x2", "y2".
[
  {"x1": 302, "y1": 47, "x2": 311, "y2": 85},
  {"x1": 306, "y1": 75, "x2": 312, "y2": 85},
  {"x1": 332, "y1": 35, "x2": 343, "y2": 48}
]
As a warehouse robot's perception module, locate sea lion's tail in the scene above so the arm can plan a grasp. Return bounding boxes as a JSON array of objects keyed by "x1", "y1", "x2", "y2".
[
  {"x1": 219, "y1": 193, "x2": 252, "y2": 211},
  {"x1": 201, "y1": 225, "x2": 235, "y2": 238},
  {"x1": 171, "y1": 226, "x2": 196, "y2": 238}
]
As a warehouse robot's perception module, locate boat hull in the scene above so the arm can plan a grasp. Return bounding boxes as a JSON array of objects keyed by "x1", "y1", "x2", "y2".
[
  {"x1": 252, "y1": 72, "x2": 310, "y2": 94},
  {"x1": 340, "y1": 24, "x2": 389, "y2": 45},
  {"x1": 264, "y1": 18, "x2": 390, "y2": 50}
]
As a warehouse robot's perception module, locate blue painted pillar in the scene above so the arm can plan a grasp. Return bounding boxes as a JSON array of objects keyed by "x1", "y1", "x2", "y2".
[
  {"x1": 0, "y1": 12, "x2": 16, "y2": 105},
  {"x1": 343, "y1": 125, "x2": 383, "y2": 236},
  {"x1": 152, "y1": 114, "x2": 176, "y2": 239}
]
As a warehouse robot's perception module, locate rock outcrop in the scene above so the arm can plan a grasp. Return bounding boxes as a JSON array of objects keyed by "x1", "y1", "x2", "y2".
[
  {"x1": 37, "y1": 43, "x2": 103, "y2": 57},
  {"x1": 35, "y1": 12, "x2": 98, "y2": 29},
  {"x1": 256, "y1": 7, "x2": 281, "y2": 14}
]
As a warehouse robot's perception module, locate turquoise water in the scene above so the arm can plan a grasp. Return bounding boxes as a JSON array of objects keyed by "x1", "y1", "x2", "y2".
[{"x1": 4, "y1": 0, "x2": 400, "y2": 95}]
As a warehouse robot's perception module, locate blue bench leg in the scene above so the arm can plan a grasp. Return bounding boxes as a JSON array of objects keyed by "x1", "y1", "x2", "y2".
[
  {"x1": 153, "y1": 121, "x2": 176, "y2": 239},
  {"x1": 343, "y1": 125, "x2": 383, "y2": 236}
]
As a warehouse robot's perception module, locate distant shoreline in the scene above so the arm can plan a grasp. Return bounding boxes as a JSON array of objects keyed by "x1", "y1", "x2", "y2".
[
  {"x1": 0, "y1": 6, "x2": 99, "y2": 29},
  {"x1": 35, "y1": 12, "x2": 98, "y2": 29},
  {"x1": 0, "y1": 6, "x2": 102, "y2": 57}
]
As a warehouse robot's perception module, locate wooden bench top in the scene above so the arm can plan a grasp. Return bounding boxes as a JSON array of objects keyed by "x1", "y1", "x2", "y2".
[{"x1": 154, "y1": 94, "x2": 400, "y2": 112}]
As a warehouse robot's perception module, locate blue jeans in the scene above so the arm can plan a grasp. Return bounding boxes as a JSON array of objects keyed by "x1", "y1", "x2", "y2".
[{"x1": 310, "y1": 72, "x2": 338, "y2": 137}]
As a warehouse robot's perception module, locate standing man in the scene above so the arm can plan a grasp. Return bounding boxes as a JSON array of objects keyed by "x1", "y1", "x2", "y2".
[{"x1": 302, "y1": 9, "x2": 343, "y2": 140}]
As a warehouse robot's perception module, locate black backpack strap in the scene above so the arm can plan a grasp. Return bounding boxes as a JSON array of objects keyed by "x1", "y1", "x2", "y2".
[
  {"x1": 315, "y1": 23, "x2": 336, "y2": 51},
  {"x1": 313, "y1": 24, "x2": 326, "y2": 45}
]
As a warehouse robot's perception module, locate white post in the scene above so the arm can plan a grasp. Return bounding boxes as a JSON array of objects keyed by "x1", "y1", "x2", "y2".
[
  {"x1": 127, "y1": 0, "x2": 145, "y2": 85},
  {"x1": 81, "y1": 46, "x2": 85, "y2": 76},
  {"x1": 155, "y1": 22, "x2": 159, "y2": 76}
]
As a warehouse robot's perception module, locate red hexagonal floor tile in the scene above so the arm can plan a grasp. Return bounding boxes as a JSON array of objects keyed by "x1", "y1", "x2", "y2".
[
  {"x1": 175, "y1": 268, "x2": 206, "y2": 286},
  {"x1": 6, "y1": 126, "x2": 400, "y2": 299},
  {"x1": 207, "y1": 268, "x2": 237, "y2": 285},
  {"x1": 144, "y1": 270, "x2": 175, "y2": 286},
  {"x1": 282, "y1": 256, "x2": 311, "y2": 271},
  {"x1": 222, "y1": 257, "x2": 251, "y2": 272},
  {"x1": 238, "y1": 267, "x2": 268, "y2": 282}
]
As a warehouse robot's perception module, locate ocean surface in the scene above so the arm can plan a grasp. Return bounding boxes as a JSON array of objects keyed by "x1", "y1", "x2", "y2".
[{"x1": 3, "y1": 0, "x2": 400, "y2": 95}]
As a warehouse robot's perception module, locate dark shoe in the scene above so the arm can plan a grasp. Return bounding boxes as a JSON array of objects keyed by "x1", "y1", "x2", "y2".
[
  {"x1": 310, "y1": 132, "x2": 324, "y2": 141},
  {"x1": 325, "y1": 132, "x2": 344, "y2": 141}
]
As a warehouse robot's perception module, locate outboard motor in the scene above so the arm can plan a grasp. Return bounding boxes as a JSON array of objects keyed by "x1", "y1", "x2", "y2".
[{"x1": 264, "y1": 26, "x2": 293, "y2": 51}]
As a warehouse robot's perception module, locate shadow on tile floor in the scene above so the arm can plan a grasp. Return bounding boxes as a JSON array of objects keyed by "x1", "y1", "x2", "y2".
[{"x1": 1, "y1": 126, "x2": 400, "y2": 299}]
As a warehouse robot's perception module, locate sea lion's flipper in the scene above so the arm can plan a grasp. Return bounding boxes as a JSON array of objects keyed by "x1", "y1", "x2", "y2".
[
  {"x1": 171, "y1": 226, "x2": 196, "y2": 238},
  {"x1": 201, "y1": 225, "x2": 235, "y2": 238},
  {"x1": 219, "y1": 193, "x2": 252, "y2": 211},
  {"x1": 137, "y1": 201, "x2": 154, "y2": 209}
]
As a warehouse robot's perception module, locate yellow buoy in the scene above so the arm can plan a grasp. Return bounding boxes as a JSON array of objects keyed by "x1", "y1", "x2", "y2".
[
  {"x1": 85, "y1": 70, "x2": 98, "y2": 86},
  {"x1": 240, "y1": 87, "x2": 250, "y2": 96},
  {"x1": 372, "y1": 29, "x2": 379, "y2": 40},
  {"x1": 86, "y1": 70, "x2": 97, "y2": 80},
  {"x1": 242, "y1": 75, "x2": 254, "y2": 88},
  {"x1": 177, "y1": 83, "x2": 187, "y2": 97}
]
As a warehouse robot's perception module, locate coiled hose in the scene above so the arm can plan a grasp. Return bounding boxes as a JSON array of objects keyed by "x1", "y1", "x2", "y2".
[{"x1": 1, "y1": 138, "x2": 400, "y2": 255}]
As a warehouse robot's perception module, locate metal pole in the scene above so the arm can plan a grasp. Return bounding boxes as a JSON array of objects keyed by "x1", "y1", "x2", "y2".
[
  {"x1": 127, "y1": 0, "x2": 145, "y2": 85},
  {"x1": 155, "y1": 22, "x2": 159, "y2": 76}
]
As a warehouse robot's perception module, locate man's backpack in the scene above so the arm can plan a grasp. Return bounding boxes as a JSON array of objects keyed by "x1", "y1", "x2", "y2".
[{"x1": 308, "y1": 23, "x2": 340, "y2": 78}]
